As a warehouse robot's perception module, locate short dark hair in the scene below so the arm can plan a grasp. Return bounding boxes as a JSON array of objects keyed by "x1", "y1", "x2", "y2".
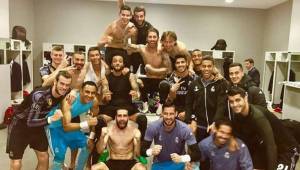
[
  {"x1": 116, "y1": 108, "x2": 129, "y2": 116},
  {"x1": 162, "y1": 102, "x2": 176, "y2": 112},
  {"x1": 244, "y1": 58, "x2": 254, "y2": 64},
  {"x1": 147, "y1": 27, "x2": 159, "y2": 38},
  {"x1": 88, "y1": 46, "x2": 100, "y2": 57},
  {"x1": 82, "y1": 81, "x2": 98, "y2": 91},
  {"x1": 228, "y1": 86, "x2": 247, "y2": 98},
  {"x1": 55, "y1": 70, "x2": 71, "y2": 81},
  {"x1": 229, "y1": 62, "x2": 243, "y2": 71},
  {"x1": 201, "y1": 55, "x2": 215, "y2": 65},
  {"x1": 215, "y1": 119, "x2": 233, "y2": 130},
  {"x1": 73, "y1": 51, "x2": 84, "y2": 57},
  {"x1": 120, "y1": 5, "x2": 132, "y2": 15},
  {"x1": 174, "y1": 55, "x2": 187, "y2": 62},
  {"x1": 192, "y1": 49, "x2": 201, "y2": 53},
  {"x1": 134, "y1": 6, "x2": 146, "y2": 16}
]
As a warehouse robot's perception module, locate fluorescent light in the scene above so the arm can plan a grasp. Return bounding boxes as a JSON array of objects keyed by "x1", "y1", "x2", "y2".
[{"x1": 225, "y1": 0, "x2": 234, "y2": 3}]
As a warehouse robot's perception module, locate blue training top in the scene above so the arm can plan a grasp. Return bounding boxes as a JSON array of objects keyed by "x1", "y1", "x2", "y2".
[{"x1": 47, "y1": 92, "x2": 93, "y2": 128}]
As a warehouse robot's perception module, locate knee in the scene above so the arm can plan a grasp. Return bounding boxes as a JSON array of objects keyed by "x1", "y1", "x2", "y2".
[
  {"x1": 10, "y1": 160, "x2": 22, "y2": 170},
  {"x1": 37, "y1": 152, "x2": 49, "y2": 163},
  {"x1": 133, "y1": 163, "x2": 146, "y2": 170},
  {"x1": 91, "y1": 162, "x2": 107, "y2": 170}
]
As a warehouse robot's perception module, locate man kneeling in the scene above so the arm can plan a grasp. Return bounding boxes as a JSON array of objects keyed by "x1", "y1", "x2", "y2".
[{"x1": 92, "y1": 109, "x2": 146, "y2": 170}]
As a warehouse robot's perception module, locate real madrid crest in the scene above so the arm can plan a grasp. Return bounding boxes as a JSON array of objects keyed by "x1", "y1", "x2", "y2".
[
  {"x1": 47, "y1": 98, "x2": 52, "y2": 106},
  {"x1": 211, "y1": 86, "x2": 215, "y2": 92}
]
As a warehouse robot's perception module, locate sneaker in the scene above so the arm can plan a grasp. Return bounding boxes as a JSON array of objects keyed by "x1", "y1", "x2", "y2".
[{"x1": 156, "y1": 103, "x2": 162, "y2": 116}]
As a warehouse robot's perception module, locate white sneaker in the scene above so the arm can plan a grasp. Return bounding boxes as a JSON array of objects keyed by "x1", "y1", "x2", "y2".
[
  {"x1": 156, "y1": 103, "x2": 162, "y2": 115},
  {"x1": 142, "y1": 102, "x2": 149, "y2": 113}
]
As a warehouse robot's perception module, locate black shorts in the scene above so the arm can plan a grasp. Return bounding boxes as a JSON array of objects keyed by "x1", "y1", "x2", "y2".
[
  {"x1": 106, "y1": 159, "x2": 137, "y2": 170},
  {"x1": 105, "y1": 47, "x2": 129, "y2": 68},
  {"x1": 6, "y1": 118, "x2": 48, "y2": 159},
  {"x1": 101, "y1": 104, "x2": 138, "y2": 118}
]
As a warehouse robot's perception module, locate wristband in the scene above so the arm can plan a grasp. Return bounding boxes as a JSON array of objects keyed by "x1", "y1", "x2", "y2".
[
  {"x1": 80, "y1": 121, "x2": 89, "y2": 130},
  {"x1": 89, "y1": 132, "x2": 95, "y2": 140},
  {"x1": 47, "y1": 117, "x2": 52, "y2": 124},
  {"x1": 180, "y1": 155, "x2": 191, "y2": 162},
  {"x1": 137, "y1": 156, "x2": 148, "y2": 165},
  {"x1": 146, "y1": 148, "x2": 152, "y2": 156}
]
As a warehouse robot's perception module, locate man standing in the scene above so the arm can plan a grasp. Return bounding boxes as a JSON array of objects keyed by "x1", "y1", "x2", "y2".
[
  {"x1": 46, "y1": 81, "x2": 99, "y2": 170},
  {"x1": 228, "y1": 62, "x2": 266, "y2": 107},
  {"x1": 199, "y1": 119, "x2": 253, "y2": 170},
  {"x1": 98, "y1": 5, "x2": 136, "y2": 68},
  {"x1": 244, "y1": 58, "x2": 260, "y2": 87},
  {"x1": 118, "y1": 0, "x2": 153, "y2": 73},
  {"x1": 142, "y1": 103, "x2": 201, "y2": 170},
  {"x1": 159, "y1": 55, "x2": 197, "y2": 120},
  {"x1": 185, "y1": 56, "x2": 228, "y2": 141},
  {"x1": 92, "y1": 109, "x2": 146, "y2": 170},
  {"x1": 6, "y1": 71, "x2": 72, "y2": 170},
  {"x1": 228, "y1": 86, "x2": 299, "y2": 170}
]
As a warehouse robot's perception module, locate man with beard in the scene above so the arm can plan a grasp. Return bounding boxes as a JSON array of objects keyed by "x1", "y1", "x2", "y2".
[
  {"x1": 185, "y1": 56, "x2": 228, "y2": 142},
  {"x1": 141, "y1": 103, "x2": 201, "y2": 170},
  {"x1": 228, "y1": 63, "x2": 266, "y2": 107},
  {"x1": 100, "y1": 55, "x2": 147, "y2": 139},
  {"x1": 98, "y1": 5, "x2": 137, "y2": 68},
  {"x1": 6, "y1": 71, "x2": 72, "y2": 170},
  {"x1": 46, "y1": 81, "x2": 99, "y2": 170},
  {"x1": 159, "y1": 55, "x2": 197, "y2": 120},
  {"x1": 128, "y1": 27, "x2": 171, "y2": 113},
  {"x1": 160, "y1": 31, "x2": 191, "y2": 69},
  {"x1": 40, "y1": 46, "x2": 76, "y2": 86},
  {"x1": 198, "y1": 119, "x2": 253, "y2": 170},
  {"x1": 228, "y1": 86, "x2": 299, "y2": 170},
  {"x1": 118, "y1": 0, "x2": 153, "y2": 73},
  {"x1": 92, "y1": 109, "x2": 146, "y2": 170}
]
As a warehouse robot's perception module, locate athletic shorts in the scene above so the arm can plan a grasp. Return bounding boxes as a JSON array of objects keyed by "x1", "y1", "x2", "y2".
[
  {"x1": 6, "y1": 118, "x2": 48, "y2": 159},
  {"x1": 152, "y1": 161, "x2": 185, "y2": 170},
  {"x1": 105, "y1": 47, "x2": 129, "y2": 68},
  {"x1": 45, "y1": 126, "x2": 87, "y2": 162},
  {"x1": 106, "y1": 159, "x2": 137, "y2": 170},
  {"x1": 100, "y1": 104, "x2": 138, "y2": 118}
]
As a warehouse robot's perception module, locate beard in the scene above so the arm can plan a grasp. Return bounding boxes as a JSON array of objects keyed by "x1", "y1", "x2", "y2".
[
  {"x1": 163, "y1": 118, "x2": 175, "y2": 127},
  {"x1": 116, "y1": 120, "x2": 128, "y2": 129},
  {"x1": 113, "y1": 65, "x2": 124, "y2": 72},
  {"x1": 54, "y1": 83, "x2": 63, "y2": 96}
]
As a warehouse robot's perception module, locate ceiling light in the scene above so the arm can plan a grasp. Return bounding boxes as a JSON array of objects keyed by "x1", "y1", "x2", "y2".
[{"x1": 225, "y1": 0, "x2": 234, "y2": 3}]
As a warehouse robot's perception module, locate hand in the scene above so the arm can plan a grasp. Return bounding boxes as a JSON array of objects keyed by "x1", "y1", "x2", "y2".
[
  {"x1": 207, "y1": 122, "x2": 216, "y2": 134},
  {"x1": 62, "y1": 65, "x2": 77, "y2": 74},
  {"x1": 129, "y1": 90, "x2": 140, "y2": 100},
  {"x1": 152, "y1": 145, "x2": 162, "y2": 156},
  {"x1": 170, "y1": 153, "x2": 181, "y2": 163},
  {"x1": 66, "y1": 90, "x2": 77, "y2": 104},
  {"x1": 58, "y1": 56, "x2": 70, "y2": 69},
  {"x1": 122, "y1": 67, "x2": 130, "y2": 75},
  {"x1": 177, "y1": 111, "x2": 185, "y2": 121},
  {"x1": 105, "y1": 36, "x2": 113, "y2": 44},
  {"x1": 185, "y1": 162, "x2": 192, "y2": 170},
  {"x1": 228, "y1": 137, "x2": 240, "y2": 152},
  {"x1": 102, "y1": 91, "x2": 112, "y2": 102},
  {"x1": 170, "y1": 78, "x2": 184, "y2": 93},
  {"x1": 87, "y1": 117, "x2": 98, "y2": 126},
  {"x1": 51, "y1": 109, "x2": 63, "y2": 122},
  {"x1": 188, "y1": 121, "x2": 197, "y2": 134}
]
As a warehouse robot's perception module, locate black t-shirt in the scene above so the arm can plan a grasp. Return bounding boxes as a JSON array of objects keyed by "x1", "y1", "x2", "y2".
[
  {"x1": 107, "y1": 72, "x2": 132, "y2": 105},
  {"x1": 131, "y1": 20, "x2": 152, "y2": 45}
]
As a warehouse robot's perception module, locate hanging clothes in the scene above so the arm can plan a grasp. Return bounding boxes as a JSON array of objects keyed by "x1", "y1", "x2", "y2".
[
  {"x1": 10, "y1": 60, "x2": 22, "y2": 92},
  {"x1": 22, "y1": 54, "x2": 31, "y2": 85}
]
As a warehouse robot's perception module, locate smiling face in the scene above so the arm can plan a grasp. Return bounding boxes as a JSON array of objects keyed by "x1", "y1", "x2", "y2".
[
  {"x1": 214, "y1": 125, "x2": 232, "y2": 146},
  {"x1": 134, "y1": 11, "x2": 145, "y2": 26},
  {"x1": 147, "y1": 31, "x2": 158, "y2": 48},
  {"x1": 51, "y1": 50, "x2": 64, "y2": 66},
  {"x1": 229, "y1": 66, "x2": 244, "y2": 85},
  {"x1": 111, "y1": 55, "x2": 124, "y2": 72},
  {"x1": 73, "y1": 53, "x2": 85, "y2": 70},
  {"x1": 191, "y1": 50, "x2": 202, "y2": 65},
  {"x1": 115, "y1": 109, "x2": 129, "y2": 129},
  {"x1": 200, "y1": 59, "x2": 214, "y2": 80},
  {"x1": 228, "y1": 94, "x2": 248, "y2": 115},
  {"x1": 119, "y1": 9, "x2": 132, "y2": 26},
  {"x1": 175, "y1": 57, "x2": 188, "y2": 73},
  {"x1": 162, "y1": 106, "x2": 177, "y2": 128},
  {"x1": 54, "y1": 75, "x2": 72, "y2": 96},
  {"x1": 88, "y1": 50, "x2": 101, "y2": 65},
  {"x1": 80, "y1": 84, "x2": 97, "y2": 104}
]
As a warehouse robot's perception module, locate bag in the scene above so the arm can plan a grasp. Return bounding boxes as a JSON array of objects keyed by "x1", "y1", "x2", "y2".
[
  {"x1": 12, "y1": 25, "x2": 30, "y2": 47},
  {"x1": 4, "y1": 106, "x2": 14, "y2": 125}
]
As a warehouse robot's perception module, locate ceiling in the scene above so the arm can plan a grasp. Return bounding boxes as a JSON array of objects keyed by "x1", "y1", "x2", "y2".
[{"x1": 96, "y1": 0, "x2": 288, "y2": 9}]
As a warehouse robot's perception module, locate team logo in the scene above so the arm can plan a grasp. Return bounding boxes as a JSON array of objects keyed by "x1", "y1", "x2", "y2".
[
  {"x1": 175, "y1": 137, "x2": 179, "y2": 143},
  {"x1": 9, "y1": 151, "x2": 14, "y2": 157},
  {"x1": 47, "y1": 98, "x2": 52, "y2": 106},
  {"x1": 211, "y1": 86, "x2": 215, "y2": 92},
  {"x1": 159, "y1": 135, "x2": 162, "y2": 141},
  {"x1": 224, "y1": 152, "x2": 230, "y2": 159},
  {"x1": 194, "y1": 86, "x2": 199, "y2": 92},
  {"x1": 210, "y1": 151, "x2": 215, "y2": 157}
]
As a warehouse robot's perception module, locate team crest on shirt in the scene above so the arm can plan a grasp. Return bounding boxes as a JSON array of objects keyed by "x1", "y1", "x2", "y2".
[
  {"x1": 210, "y1": 151, "x2": 215, "y2": 157},
  {"x1": 224, "y1": 152, "x2": 230, "y2": 159},
  {"x1": 194, "y1": 86, "x2": 199, "y2": 92},
  {"x1": 211, "y1": 86, "x2": 215, "y2": 92},
  {"x1": 47, "y1": 98, "x2": 52, "y2": 106},
  {"x1": 9, "y1": 151, "x2": 14, "y2": 157},
  {"x1": 175, "y1": 137, "x2": 179, "y2": 143},
  {"x1": 159, "y1": 135, "x2": 162, "y2": 141}
]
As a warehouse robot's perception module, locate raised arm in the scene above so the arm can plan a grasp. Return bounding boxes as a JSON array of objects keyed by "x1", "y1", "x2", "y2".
[
  {"x1": 96, "y1": 127, "x2": 109, "y2": 154},
  {"x1": 98, "y1": 25, "x2": 113, "y2": 48},
  {"x1": 133, "y1": 129, "x2": 142, "y2": 157}
]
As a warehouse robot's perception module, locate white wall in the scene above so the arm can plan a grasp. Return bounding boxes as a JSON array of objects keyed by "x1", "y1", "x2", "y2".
[
  {"x1": 288, "y1": 0, "x2": 300, "y2": 51},
  {"x1": 0, "y1": 0, "x2": 9, "y2": 39},
  {"x1": 31, "y1": 0, "x2": 266, "y2": 85},
  {"x1": 263, "y1": 0, "x2": 292, "y2": 51}
]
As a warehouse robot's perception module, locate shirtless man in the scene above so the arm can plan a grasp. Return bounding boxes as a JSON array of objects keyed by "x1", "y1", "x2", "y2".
[
  {"x1": 129, "y1": 27, "x2": 171, "y2": 112},
  {"x1": 70, "y1": 51, "x2": 89, "y2": 89},
  {"x1": 92, "y1": 109, "x2": 146, "y2": 170},
  {"x1": 160, "y1": 31, "x2": 191, "y2": 70},
  {"x1": 98, "y1": 5, "x2": 137, "y2": 68}
]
